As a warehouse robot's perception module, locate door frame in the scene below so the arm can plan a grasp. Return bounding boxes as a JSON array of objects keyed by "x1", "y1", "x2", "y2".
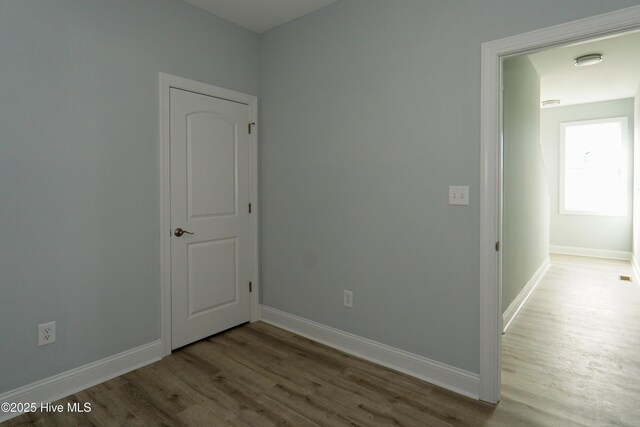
[
  {"x1": 479, "y1": 5, "x2": 640, "y2": 403},
  {"x1": 159, "y1": 72, "x2": 259, "y2": 356}
]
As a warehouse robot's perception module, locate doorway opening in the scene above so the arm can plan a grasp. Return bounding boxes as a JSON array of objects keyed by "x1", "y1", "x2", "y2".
[
  {"x1": 502, "y1": 30, "x2": 639, "y2": 334},
  {"x1": 498, "y1": 29, "x2": 640, "y2": 421},
  {"x1": 479, "y1": 5, "x2": 640, "y2": 404}
]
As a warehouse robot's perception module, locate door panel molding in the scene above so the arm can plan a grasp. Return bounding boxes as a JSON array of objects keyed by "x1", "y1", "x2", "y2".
[{"x1": 159, "y1": 73, "x2": 258, "y2": 356}]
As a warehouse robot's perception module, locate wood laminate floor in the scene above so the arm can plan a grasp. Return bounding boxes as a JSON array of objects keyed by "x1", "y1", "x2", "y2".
[
  {"x1": 5, "y1": 255, "x2": 640, "y2": 426},
  {"x1": 500, "y1": 254, "x2": 640, "y2": 426}
]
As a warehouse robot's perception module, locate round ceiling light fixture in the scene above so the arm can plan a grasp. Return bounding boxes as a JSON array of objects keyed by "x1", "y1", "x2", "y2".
[{"x1": 574, "y1": 53, "x2": 603, "y2": 67}]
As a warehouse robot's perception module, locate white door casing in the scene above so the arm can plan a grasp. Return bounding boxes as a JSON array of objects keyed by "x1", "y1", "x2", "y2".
[
  {"x1": 160, "y1": 74, "x2": 258, "y2": 355},
  {"x1": 480, "y1": 5, "x2": 640, "y2": 404}
]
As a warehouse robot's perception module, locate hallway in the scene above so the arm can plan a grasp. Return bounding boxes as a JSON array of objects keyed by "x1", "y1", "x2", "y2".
[{"x1": 501, "y1": 254, "x2": 640, "y2": 425}]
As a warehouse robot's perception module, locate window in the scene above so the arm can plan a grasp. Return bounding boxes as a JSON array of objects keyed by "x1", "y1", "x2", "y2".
[{"x1": 559, "y1": 117, "x2": 628, "y2": 216}]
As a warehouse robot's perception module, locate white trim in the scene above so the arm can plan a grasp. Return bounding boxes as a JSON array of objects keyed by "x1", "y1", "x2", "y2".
[
  {"x1": 550, "y1": 245, "x2": 631, "y2": 261},
  {"x1": 502, "y1": 258, "x2": 550, "y2": 333},
  {"x1": 632, "y1": 255, "x2": 640, "y2": 283},
  {"x1": 260, "y1": 306, "x2": 480, "y2": 399},
  {"x1": 0, "y1": 340, "x2": 162, "y2": 422},
  {"x1": 480, "y1": 4, "x2": 640, "y2": 404},
  {"x1": 159, "y1": 73, "x2": 259, "y2": 356},
  {"x1": 248, "y1": 99, "x2": 260, "y2": 323},
  {"x1": 479, "y1": 40, "x2": 501, "y2": 406}
]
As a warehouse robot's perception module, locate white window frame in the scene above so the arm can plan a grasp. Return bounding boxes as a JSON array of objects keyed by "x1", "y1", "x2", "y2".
[{"x1": 559, "y1": 116, "x2": 629, "y2": 217}]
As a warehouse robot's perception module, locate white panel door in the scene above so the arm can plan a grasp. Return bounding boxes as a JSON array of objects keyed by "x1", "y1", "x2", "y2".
[{"x1": 170, "y1": 88, "x2": 250, "y2": 349}]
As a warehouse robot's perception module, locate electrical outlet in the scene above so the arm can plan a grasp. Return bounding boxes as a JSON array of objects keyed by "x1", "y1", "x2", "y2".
[
  {"x1": 448, "y1": 186, "x2": 469, "y2": 205},
  {"x1": 39, "y1": 321, "x2": 56, "y2": 346},
  {"x1": 343, "y1": 290, "x2": 353, "y2": 308}
]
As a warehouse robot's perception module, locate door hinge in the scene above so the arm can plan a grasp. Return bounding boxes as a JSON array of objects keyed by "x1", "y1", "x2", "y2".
[
  {"x1": 495, "y1": 241, "x2": 500, "y2": 252},
  {"x1": 249, "y1": 281, "x2": 252, "y2": 292},
  {"x1": 248, "y1": 122, "x2": 256, "y2": 134},
  {"x1": 249, "y1": 203, "x2": 252, "y2": 213}
]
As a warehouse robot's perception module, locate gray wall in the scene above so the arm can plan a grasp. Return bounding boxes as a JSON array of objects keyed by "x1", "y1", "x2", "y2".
[
  {"x1": 258, "y1": 0, "x2": 640, "y2": 374},
  {"x1": 4, "y1": 0, "x2": 640, "y2": 396},
  {"x1": 502, "y1": 56, "x2": 549, "y2": 313},
  {"x1": 0, "y1": 0, "x2": 258, "y2": 393},
  {"x1": 540, "y1": 99, "x2": 634, "y2": 252}
]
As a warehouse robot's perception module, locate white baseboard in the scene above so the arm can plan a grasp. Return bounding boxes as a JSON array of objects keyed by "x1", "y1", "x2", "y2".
[
  {"x1": 259, "y1": 305, "x2": 479, "y2": 399},
  {"x1": 0, "y1": 340, "x2": 162, "y2": 422},
  {"x1": 550, "y1": 245, "x2": 631, "y2": 261},
  {"x1": 502, "y1": 257, "x2": 550, "y2": 333}
]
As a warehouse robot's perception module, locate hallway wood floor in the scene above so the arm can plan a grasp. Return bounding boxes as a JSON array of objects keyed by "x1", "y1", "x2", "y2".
[
  {"x1": 6, "y1": 255, "x2": 640, "y2": 426},
  {"x1": 501, "y1": 255, "x2": 640, "y2": 425}
]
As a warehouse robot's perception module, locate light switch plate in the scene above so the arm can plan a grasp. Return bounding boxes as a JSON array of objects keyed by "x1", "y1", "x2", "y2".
[{"x1": 449, "y1": 186, "x2": 469, "y2": 205}]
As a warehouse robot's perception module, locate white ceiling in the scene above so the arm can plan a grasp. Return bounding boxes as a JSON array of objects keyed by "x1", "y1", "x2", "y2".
[
  {"x1": 528, "y1": 31, "x2": 640, "y2": 108},
  {"x1": 183, "y1": 0, "x2": 338, "y2": 33}
]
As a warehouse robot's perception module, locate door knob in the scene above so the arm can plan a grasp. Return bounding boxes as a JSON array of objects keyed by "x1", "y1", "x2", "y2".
[{"x1": 174, "y1": 228, "x2": 194, "y2": 237}]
